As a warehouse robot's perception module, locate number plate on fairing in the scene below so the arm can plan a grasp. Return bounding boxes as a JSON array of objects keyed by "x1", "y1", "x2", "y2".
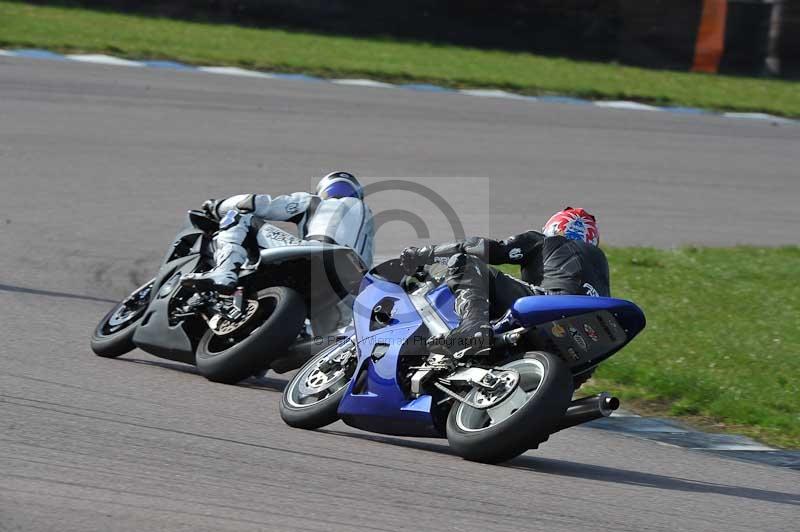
[{"x1": 537, "y1": 310, "x2": 627, "y2": 369}]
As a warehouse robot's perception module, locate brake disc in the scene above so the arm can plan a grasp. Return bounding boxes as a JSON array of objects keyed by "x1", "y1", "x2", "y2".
[
  {"x1": 298, "y1": 351, "x2": 353, "y2": 396},
  {"x1": 208, "y1": 299, "x2": 259, "y2": 336}
]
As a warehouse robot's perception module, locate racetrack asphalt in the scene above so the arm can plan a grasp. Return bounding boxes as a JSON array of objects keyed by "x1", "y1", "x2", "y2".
[{"x1": 1, "y1": 57, "x2": 798, "y2": 532}]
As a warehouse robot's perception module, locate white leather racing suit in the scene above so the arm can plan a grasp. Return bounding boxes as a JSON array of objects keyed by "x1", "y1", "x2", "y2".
[
  {"x1": 211, "y1": 192, "x2": 374, "y2": 268},
  {"x1": 183, "y1": 191, "x2": 374, "y2": 331}
]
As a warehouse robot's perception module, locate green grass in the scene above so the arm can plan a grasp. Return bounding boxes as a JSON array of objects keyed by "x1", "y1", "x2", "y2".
[
  {"x1": 1, "y1": 1, "x2": 799, "y2": 116},
  {"x1": 500, "y1": 247, "x2": 800, "y2": 449}
]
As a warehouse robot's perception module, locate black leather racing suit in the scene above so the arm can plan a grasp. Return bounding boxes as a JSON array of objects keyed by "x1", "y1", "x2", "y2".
[{"x1": 425, "y1": 231, "x2": 610, "y2": 353}]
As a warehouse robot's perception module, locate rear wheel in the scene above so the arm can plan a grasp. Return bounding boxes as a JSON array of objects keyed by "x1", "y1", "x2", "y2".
[
  {"x1": 280, "y1": 338, "x2": 357, "y2": 429},
  {"x1": 91, "y1": 279, "x2": 155, "y2": 358},
  {"x1": 446, "y1": 351, "x2": 573, "y2": 463},
  {"x1": 195, "y1": 286, "x2": 305, "y2": 384}
]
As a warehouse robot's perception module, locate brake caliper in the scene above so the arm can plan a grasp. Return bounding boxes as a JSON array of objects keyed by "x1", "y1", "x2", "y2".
[{"x1": 471, "y1": 370, "x2": 520, "y2": 409}]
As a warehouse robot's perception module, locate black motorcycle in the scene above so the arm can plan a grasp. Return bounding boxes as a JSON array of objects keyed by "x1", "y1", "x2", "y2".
[{"x1": 91, "y1": 210, "x2": 366, "y2": 383}]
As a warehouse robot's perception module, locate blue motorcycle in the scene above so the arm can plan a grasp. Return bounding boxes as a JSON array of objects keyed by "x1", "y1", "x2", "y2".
[{"x1": 280, "y1": 259, "x2": 645, "y2": 463}]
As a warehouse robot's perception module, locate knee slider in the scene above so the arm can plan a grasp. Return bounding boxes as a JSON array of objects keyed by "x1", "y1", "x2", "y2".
[
  {"x1": 219, "y1": 210, "x2": 241, "y2": 230},
  {"x1": 446, "y1": 253, "x2": 468, "y2": 270},
  {"x1": 235, "y1": 194, "x2": 256, "y2": 213},
  {"x1": 445, "y1": 253, "x2": 468, "y2": 282}
]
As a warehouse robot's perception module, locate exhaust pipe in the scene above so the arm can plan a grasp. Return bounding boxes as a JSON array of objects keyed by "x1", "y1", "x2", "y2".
[{"x1": 555, "y1": 392, "x2": 619, "y2": 432}]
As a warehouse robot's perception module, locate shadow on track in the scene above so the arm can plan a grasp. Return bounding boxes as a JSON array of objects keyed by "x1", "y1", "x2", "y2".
[
  {"x1": 320, "y1": 429, "x2": 800, "y2": 507},
  {"x1": 0, "y1": 283, "x2": 117, "y2": 304},
  {"x1": 121, "y1": 358, "x2": 200, "y2": 375},
  {"x1": 121, "y1": 358, "x2": 287, "y2": 392},
  {"x1": 509, "y1": 456, "x2": 800, "y2": 506},
  {"x1": 320, "y1": 429, "x2": 454, "y2": 456}
]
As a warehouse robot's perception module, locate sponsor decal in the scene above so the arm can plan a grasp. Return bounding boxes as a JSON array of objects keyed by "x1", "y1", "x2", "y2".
[
  {"x1": 508, "y1": 247, "x2": 523, "y2": 260},
  {"x1": 583, "y1": 323, "x2": 599, "y2": 342},
  {"x1": 551, "y1": 323, "x2": 566, "y2": 338},
  {"x1": 568, "y1": 325, "x2": 588, "y2": 351},
  {"x1": 566, "y1": 347, "x2": 580, "y2": 361},
  {"x1": 583, "y1": 283, "x2": 599, "y2": 297},
  {"x1": 263, "y1": 228, "x2": 301, "y2": 245},
  {"x1": 285, "y1": 202, "x2": 300, "y2": 215}
]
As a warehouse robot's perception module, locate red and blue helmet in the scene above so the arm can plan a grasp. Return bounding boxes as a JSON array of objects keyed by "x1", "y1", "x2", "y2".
[
  {"x1": 542, "y1": 207, "x2": 599, "y2": 246},
  {"x1": 316, "y1": 171, "x2": 363, "y2": 200}
]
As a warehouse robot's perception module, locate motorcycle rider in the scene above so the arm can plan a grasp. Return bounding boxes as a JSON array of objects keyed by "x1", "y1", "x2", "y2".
[
  {"x1": 400, "y1": 207, "x2": 608, "y2": 356},
  {"x1": 182, "y1": 171, "x2": 374, "y2": 294}
]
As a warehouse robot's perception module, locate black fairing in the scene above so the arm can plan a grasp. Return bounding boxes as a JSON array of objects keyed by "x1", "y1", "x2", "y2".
[{"x1": 132, "y1": 213, "x2": 209, "y2": 363}]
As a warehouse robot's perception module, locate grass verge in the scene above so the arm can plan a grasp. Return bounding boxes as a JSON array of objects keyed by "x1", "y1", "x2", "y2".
[
  {"x1": 1, "y1": 1, "x2": 799, "y2": 116},
  {"x1": 502, "y1": 246, "x2": 800, "y2": 449}
]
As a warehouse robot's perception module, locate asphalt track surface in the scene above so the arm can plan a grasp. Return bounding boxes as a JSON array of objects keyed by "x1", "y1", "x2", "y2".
[{"x1": 1, "y1": 57, "x2": 798, "y2": 531}]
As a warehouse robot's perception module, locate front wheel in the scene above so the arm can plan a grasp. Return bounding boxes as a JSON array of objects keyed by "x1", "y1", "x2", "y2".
[
  {"x1": 446, "y1": 351, "x2": 573, "y2": 464},
  {"x1": 91, "y1": 279, "x2": 155, "y2": 358},
  {"x1": 195, "y1": 286, "x2": 305, "y2": 384},
  {"x1": 280, "y1": 338, "x2": 357, "y2": 429}
]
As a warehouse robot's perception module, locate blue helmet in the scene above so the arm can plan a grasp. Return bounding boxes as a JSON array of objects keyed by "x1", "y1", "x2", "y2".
[{"x1": 316, "y1": 171, "x2": 363, "y2": 200}]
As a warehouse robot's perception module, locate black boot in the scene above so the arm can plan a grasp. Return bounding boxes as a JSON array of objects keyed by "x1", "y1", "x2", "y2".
[
  {"x1": 431, "y1": 253, "x2": 495, "y2": 358},
  {"x1": 442, "y1": 289, "x2": 495, "y2": 356}
]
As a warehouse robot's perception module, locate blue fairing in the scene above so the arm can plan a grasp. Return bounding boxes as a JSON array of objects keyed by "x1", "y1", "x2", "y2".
[
  {"x1": 337, "y1": 274, "x2": 443, "y2": 437},
  {"x1": 511, "y1": 295, "x2": 646, "y2": 337},
  {"x1": 426, "y1": 283, "x2": 461, "y2": 329}
]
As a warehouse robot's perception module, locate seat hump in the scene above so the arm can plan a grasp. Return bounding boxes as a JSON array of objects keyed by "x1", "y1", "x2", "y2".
[{"x1": 511, "y1": 295, "x2": 644, "y2": 330}]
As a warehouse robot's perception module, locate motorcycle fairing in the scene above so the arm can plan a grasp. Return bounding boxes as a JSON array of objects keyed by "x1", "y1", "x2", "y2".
[
  {"x1": 257, "y1": 242, "x2": 367, "y2": 299},
  {"x1": 132, "y1": 217, "x2": 208, "y2": 363},
  {"x1": 511, "y1": 295, "x2": 645, "y2": 331},
  {"x1": 425, "y1": 283, "x2": 460, "y2": 329},
  {"x1": 337, "y1": 274, "x2": 442, "y2": 437},
  {"x1": 510, "y1": 295, "x2": 646, "y2": 373}
]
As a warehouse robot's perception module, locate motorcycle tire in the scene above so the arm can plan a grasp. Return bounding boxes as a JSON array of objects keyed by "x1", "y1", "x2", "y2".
[
  {"x1": 91, "y1": 279, "x2": 155, "y2": 358},
  {"x1": 280, "y1": 339, "x2": 356, "y2": 429},
  {"x1": 196, "y1": 286, "x2": 305, "y2": 384},
  {"x1": 446, "y1": 351, "x2": 573, "y2": 464}
]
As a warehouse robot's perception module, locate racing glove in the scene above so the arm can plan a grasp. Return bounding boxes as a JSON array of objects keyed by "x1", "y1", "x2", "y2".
[
  {"x1": 201, "y1": 199, "x2": 220, "y2": 220},
  {"x1": 400, "y1": 246, "x2": 434, "y2": 275}
]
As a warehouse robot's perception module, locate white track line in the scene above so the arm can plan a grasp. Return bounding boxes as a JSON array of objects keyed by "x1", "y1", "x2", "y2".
[
  {"x1": 459, "y1": 89, "x2": 531, "y2": 100},
  {"x1": 6, "y1": 48, "x2": 795, "y2": 124},
  {"x1": 594, "y1": 101, "x2": 661, "y2": 111},
  {"x1": 695, "y1": 443, "x2": 777, "y2": 451},
  {"x1": 722, "y1": 112, "x2": 791, "y2": 123},
  {"x1": 66, "y1": 54, "x2": 145, "y2": 67},
  {"x1": 609, "y1": 409, "x2": 641, "y2": 418},
  {"x1": 197, "y1": 66, "x2": 275, "y2": 78},
  {"x1": 330, "y1": 79, "x2": 395, "y2": 88}
]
